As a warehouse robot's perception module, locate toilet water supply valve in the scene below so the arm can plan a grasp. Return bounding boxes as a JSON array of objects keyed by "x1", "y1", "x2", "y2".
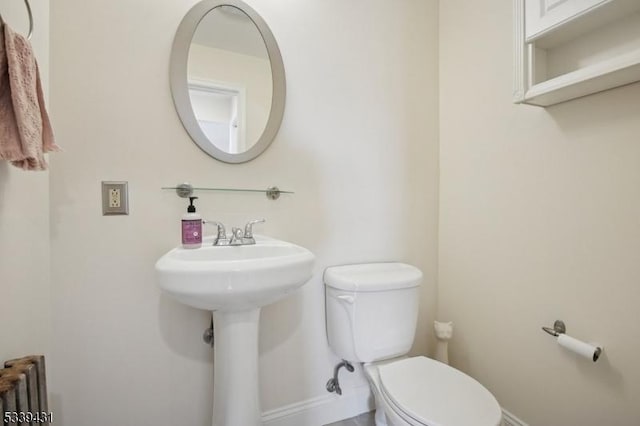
[{"x1": 326, "y1": 360, "x2": 354, "y2": 395}]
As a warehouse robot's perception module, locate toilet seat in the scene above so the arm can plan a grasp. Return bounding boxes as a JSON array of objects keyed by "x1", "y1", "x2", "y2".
[
  {"x1": 378, "y1": 385, "x2": 425, "y2": 426},
  {"x1": 376, "y1": 356, "x2": 502, "y2": 426}
]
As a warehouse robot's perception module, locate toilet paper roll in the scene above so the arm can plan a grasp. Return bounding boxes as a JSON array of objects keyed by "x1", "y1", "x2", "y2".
[{"x1": 557, "y1": 333, "x2": 602, "y2": 362}]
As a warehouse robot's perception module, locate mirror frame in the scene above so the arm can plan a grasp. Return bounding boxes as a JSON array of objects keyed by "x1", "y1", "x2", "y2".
[{"x1": 170, "y1": 0, "x2": 286, "y2": 163}]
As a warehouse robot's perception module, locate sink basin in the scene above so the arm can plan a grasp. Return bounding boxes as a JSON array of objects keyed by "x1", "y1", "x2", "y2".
[{"x1": 155, "y1": 235, "x2": 315, "y2": 311}]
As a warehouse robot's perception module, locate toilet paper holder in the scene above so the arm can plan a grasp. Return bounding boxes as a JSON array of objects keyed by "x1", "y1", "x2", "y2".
[
  {"x1": 542, "y1": 320, "x2": 566, "y2": 337},
  {"x1": 542, "y1": 320, "x2": 602, "y2": 362}
]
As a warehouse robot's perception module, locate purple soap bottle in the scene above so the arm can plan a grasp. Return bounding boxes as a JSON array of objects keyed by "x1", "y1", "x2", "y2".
[{"x1": 181, "y1": 196, "x2": 202, "y2": 249}]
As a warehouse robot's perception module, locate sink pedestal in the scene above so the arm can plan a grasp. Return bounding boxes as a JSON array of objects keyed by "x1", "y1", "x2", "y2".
[{"x1": 212, "y1": 308, "x2": 262, "y2": 426}]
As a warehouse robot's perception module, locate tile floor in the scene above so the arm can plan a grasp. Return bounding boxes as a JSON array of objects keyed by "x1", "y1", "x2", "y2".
[{"x1": 325, "y1": 411, "x2": 376, "y2": 426}]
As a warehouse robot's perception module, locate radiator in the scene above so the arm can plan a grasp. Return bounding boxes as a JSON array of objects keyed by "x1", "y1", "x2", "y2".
[{"x1": 0, "y1": 355, "x2": 49, "y2": 425}]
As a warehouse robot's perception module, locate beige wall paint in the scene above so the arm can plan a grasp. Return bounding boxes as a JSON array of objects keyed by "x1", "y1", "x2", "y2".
[
  {"x1": 0, "y1": 2, "x2": 51, "y2": 364},
  {"x1": 439, "y1": 1, "x2": 640, "y2": 425},
  {"x1": 49, "y1": 0, "x2": 439, "y2": 425}
]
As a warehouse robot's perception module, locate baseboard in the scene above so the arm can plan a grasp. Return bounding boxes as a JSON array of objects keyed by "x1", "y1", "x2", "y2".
[
  {"x1": 502, "y1": 408, "x2": 528, "y2": 426},
  {"x1": 261, "y1": 388, "x2": 526, "y2": 426},
  {"x1": 262, "y1": 385, "x2": 374, "y2": 426}
]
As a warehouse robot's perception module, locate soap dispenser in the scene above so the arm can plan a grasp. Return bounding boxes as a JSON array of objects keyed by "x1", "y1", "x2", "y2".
[{"x1": 182, "y1": 196, "x2": 202, "y2": 249}]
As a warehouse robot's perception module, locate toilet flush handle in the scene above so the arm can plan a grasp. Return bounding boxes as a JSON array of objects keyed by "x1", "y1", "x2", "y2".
[{"x1": 337, "y1": 295, "x2": 355, "y2": 304}]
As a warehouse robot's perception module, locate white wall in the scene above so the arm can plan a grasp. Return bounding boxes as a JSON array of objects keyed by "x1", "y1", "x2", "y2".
[
  {"x1": 438, "y1": 1, "x2": 640, "y2": 425},
  {"x1": 0, "y1": 1, "x2": 51, "y2": 365},
  {"x1": 49, "y1": 1, "x2": 439, "y2": 425}
]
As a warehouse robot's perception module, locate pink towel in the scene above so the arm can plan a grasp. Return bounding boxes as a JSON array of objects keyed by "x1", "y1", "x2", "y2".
[{"x1": 0, "y1": 22, "x2": 58, "y2": 171}]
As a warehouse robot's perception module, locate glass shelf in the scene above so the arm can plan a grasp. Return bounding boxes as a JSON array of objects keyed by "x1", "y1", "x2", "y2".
[{"x1": 162, "y1": 183, "x2": 293, "y2": 200}]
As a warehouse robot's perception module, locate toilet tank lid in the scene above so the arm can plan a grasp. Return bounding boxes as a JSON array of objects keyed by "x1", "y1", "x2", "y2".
[{"x1": 324, "y1": 263, "x2": 422, "y2": 291}]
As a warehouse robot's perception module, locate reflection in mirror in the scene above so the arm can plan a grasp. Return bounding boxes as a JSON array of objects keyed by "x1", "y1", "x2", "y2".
[
  {"x1": 188, "y1": 6, "x2": 272, "y2": 155},
  {"x1": 170, "y1": 0, "x2": 285, "y2": 163}
]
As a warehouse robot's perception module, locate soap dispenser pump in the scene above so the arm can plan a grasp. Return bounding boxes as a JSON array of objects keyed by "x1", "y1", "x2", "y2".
[{"x1": 182, "y1": 196, "x2": 202, "y2": 249}]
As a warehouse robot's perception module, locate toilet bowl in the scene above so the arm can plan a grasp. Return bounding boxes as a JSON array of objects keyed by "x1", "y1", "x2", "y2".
[{"x1": 324, "y1": 263, "x2": 502, "y2": 426}]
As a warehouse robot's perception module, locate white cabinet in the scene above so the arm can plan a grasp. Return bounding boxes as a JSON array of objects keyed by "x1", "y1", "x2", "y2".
[
  {"x1": 514, "y1": 0, "x2": 640, "y2": 106},
  {"x1": 525, "y1": 0, "x2": 608, "y2": 40}
]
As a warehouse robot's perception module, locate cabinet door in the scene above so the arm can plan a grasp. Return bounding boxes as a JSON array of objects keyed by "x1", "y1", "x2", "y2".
[{"x1": 525, "y1": 0, "x2": 609, "y2": 40}]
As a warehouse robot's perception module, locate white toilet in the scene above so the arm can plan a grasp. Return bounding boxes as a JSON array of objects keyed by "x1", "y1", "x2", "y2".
[{"x1": 324, "y1": 262, "x2": 502, "y2": 426}]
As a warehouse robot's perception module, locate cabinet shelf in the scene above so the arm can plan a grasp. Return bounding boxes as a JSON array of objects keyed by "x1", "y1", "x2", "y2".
[{"x1": 522, "y1": 47, "x2": 640, "y2": 106}]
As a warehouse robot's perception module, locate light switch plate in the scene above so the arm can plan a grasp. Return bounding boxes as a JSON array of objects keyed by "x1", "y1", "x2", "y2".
[{"x1": 102, "y1": 181, "x2": 129, "y2": 215}]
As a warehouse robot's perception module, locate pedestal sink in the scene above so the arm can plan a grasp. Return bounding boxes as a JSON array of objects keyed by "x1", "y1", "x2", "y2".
[{"x1": 155, "y1": 235, "x2": 314, "y2": 426}]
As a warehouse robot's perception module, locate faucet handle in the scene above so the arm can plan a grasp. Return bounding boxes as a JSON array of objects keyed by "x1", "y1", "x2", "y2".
[
  {"x1": 244, "y1": 218, "x2": 265, "y2": 239},
  {"x1": 203, "y1": 220, "x2": 227, "y2": 245}
]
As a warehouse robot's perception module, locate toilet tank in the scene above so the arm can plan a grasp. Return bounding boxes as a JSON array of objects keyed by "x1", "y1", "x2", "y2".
[{"x1": 324, "y1": 263, "x2": 422, "y2": 363}]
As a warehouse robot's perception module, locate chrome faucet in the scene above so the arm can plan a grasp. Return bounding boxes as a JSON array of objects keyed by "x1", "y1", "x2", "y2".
[
  {"x1": 205, "y1": 219, "x2": 265, "y2": 246},
  {"x1": 229, "y1": 227, "x2": 244, "y2": 246}
]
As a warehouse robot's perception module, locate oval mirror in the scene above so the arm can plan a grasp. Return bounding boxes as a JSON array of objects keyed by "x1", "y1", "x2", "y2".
[{"x1": 170, "y1": 0, "x2": 285, "y2": 163}]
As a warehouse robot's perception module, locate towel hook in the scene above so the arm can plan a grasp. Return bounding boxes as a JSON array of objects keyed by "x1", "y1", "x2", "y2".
[
  {"x1": 23, "y1": 0, "x2": 33, "y2": 40},
  {"x1": 0, "y1": 0, "x2": 34, "y2": 40}
]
